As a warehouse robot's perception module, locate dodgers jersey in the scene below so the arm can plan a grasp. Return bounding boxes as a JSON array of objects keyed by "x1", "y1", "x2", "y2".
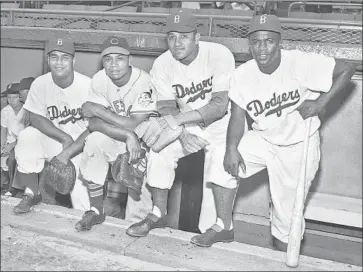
[
  {"x1": 150, "y1": 41, "x2": 235, "y2": 140},
  {"x1": 229, "y1": 49, "x2": 336, "y2": 145},
  {"x1": 24, "y1": 71, "x2": 91, "y2": 139},
  {"x1": 88, "y1": 67, "x2": 158, "y2": 117}
]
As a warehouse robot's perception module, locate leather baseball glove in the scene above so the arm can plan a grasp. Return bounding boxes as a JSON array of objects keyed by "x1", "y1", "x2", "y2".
[
  {"x1": 111, "y1": 152, "x2": 147, "y2": 195},
  {"x1": 43, "y1": 157, "x2": 77, "y2": 195},
  {"x1": 134, "y1": 115, "x2": 183, "y2": 152}
]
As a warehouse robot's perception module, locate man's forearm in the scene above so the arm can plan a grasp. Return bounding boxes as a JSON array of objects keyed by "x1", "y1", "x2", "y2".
[
  {"x1": 88, "y1": 117, "x2": 132, "y2": 142},
  {"x1": 174, "y1": 110, "x2": 204, "y2": 126},
  {"x1": 226, "y1": 102, "x2": 246, "y2": 150},
  {"x1": 29, "y1": 112, "x2": 71, "y2": 143},
  {"x1": 316, "y1": 61, "x2": 355, "y2": 107},
  {"x1": 93, "y1": 107, "x2": 137, "y2": 130},
  {"x1": 61, "y1": 129, "x2": 90, "y2": 159}
]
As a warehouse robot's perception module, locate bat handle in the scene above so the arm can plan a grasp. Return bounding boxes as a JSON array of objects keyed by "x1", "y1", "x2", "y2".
[{"x1": 286, "y1": 118, "x2": 312, "y2": 268}]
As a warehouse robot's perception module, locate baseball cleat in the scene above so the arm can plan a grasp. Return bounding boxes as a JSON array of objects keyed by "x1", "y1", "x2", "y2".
[
  {"x1": 13, "y1": 194, "x2": 42, "y2": 214},
  {"x1": 190, "y1": 227, "x2": 234, "y2": 247},
  {"x1": 75, "y1": 210, "x2": 105, "y2": 231},
  {"x1": 126, "y1": 213, "x2": 167, "y2": 237}
]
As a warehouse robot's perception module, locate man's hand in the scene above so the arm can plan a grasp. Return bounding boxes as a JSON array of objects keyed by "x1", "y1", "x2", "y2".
[
  {"x1": 81, "y1": 102, "x2": 104, "y2": 118},
  {"x1": 223, "y1": 146, "x2": 245, "y2": 178},
  {"x1": 178, "y1": 129, "x2": 209, "y2": 153},
  {"x1": 60, "y1": 135, "x2": 74, "y2": 150},
  {"x1": 297, "y1": 99, "x2": 325, "y2": 120},
  {"x1": 55, "y1": 150, "x2": 72, "y2": 164},
  {"x1": 126, "y1": 132, "x2": 141, "y2": 163}
]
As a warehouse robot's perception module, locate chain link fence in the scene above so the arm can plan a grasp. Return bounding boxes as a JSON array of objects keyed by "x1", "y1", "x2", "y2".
[{"x1": 1, "y1": 9, "x2": 362, "y2": 45}]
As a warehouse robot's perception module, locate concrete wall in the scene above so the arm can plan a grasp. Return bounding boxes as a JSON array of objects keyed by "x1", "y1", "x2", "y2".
[{"x1": 1, "y1": 46, "x2": 361, "y2": 221}]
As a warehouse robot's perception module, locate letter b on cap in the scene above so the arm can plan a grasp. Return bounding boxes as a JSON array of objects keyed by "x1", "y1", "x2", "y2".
[
  {"x1": 174, "y1": 15, "x2": 180, "y2": 24},
  {"x1": 260, "y1": 15, "x2": 267, "y2": 24}
]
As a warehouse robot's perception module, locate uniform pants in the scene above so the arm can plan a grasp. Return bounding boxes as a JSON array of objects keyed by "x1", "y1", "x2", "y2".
[
  {"x1": 211, "y1": 130, "x2": 321, "y2": 243},
  {"x1": 15, "y1": 126, "x2": 90, "y2": 211},
  {"x1": 79, "y1": 132, "x2": 152, "y2": 222},
  {"x1": 147, "y1": 124, "x2": 228, "y2": 233}
]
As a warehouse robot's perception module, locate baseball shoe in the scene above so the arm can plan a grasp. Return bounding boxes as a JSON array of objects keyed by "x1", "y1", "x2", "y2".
[
  {"x1": 75, "y1": 210, "x2": 105, "y2": 231},
  {"x1": 13, "y1": 194, "x2": 42, "y2": 214},
  {"x1": 190, "y1": 226, "x2": 234, "y2": 247},
  {"x1": 269, "y1": 235, "x2": 288, "y2": 252},
  {"x1": 126, "y1": 213, "x2": 167, "y2": 237}
]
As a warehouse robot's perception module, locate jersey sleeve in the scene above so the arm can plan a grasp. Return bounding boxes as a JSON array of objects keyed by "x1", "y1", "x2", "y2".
[
  {"x1": 228, "y1": 66, "x2": 247, "y2": 110},
  {"x1": 1, "y1": 107, "x2": 10, "y2": 128},
  {"x1": 212, "y1": 45, "x2": 235, "y2": 93},
  {"x1": 88, "y1": 70, "x2": 111, "y2": 107},
  {"x1": 292, "y1": 50, "x2": 336, "y2": 93},
  {"x1": 129, "y1": 81, "x2": 159, "y2": 117},
  {"x1": 23, "y1": 79, "x2": 48, "y2": 117},
  {"x1": 150, "y1": 57, "x2": 176, "y2": 101}
]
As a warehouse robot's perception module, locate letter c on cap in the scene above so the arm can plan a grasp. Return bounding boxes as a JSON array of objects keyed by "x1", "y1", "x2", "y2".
[{"x1": 110, "y1": 38, "x2": 119, "y2": 45}]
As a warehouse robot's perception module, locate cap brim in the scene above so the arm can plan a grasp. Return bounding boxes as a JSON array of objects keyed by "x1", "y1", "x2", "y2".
[
  {"x1": 47, "y1": 48, "x2": 75, "y2": 56},
  {"x1": 248, "y1": 28, "x2": 282, "y2": 35},
  {"x1": 101, "y1": 46, "x2": 130, "y2": 57},
  {"x1": 165, "y1": 25, "x2": 196, "y2": 33}
]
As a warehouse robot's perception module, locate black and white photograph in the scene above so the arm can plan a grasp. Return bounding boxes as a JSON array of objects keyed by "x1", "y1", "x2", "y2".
[{"x1": 0, "y1": 0, "x2": 362, "y2": 270}]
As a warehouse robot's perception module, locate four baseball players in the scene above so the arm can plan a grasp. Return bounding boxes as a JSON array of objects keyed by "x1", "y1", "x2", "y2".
[{"x1": 7, "y1": 10, "x2": 355, "y2": 252}]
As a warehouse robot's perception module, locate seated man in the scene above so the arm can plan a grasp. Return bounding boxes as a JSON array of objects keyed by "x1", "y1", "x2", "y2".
[
  {"x1": 75, "y1": 36, "x2": 158, "y2": 231},
  {"x1": 1, "y1": 83, "x2": 27, "y2": 191},
  {"x1": 3, "y1": 77, "x2": 35, "y2": 196},
  {"x1": 13, "y1": 36, "x2": 91, "y2": 214}
]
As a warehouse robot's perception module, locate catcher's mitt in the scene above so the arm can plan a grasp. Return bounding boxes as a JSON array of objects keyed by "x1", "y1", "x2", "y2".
[
  {"x1": 134, "y1": 115, "x2": 183, "y2": 152},
  {"x1": 111, "y1": 152, "x2": 146, "y2": 195},
  {"x1": 43, "y1": 157, "x2": 77, "y2": 195}
]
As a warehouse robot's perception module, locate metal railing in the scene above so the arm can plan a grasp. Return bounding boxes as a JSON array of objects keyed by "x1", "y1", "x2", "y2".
[{"x1": 1, "y1": 8, "x2": 362, "y2": 44}]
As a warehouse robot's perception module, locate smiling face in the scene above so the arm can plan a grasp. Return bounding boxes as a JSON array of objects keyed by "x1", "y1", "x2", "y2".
[
  {"x1": 102, "y1": 53, "x2": 131, "y2": 81},
  {"x1": 167, "y1": 31, "x2": 200, "y2": 65},
  {"x1": 47, "y1": 51, "x2": 75, "y2": 79},
  {"x1": 249, "y1": 31, "x2": 281, "y2": 74}
]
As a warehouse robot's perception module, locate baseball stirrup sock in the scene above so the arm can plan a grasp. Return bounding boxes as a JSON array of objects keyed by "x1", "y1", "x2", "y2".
[
  {"x1": 87, "y1": 181, "x2": 104, "y2": 215},
  {"x1": 151, "y1": 187, "x2": 168, "y2": 217}
]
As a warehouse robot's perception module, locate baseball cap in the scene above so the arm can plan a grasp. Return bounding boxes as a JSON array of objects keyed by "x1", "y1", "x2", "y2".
[
  {"x1": 1, "y1": 83, "x2": 20, "y2": 97},
  {"x1": 46, "y1": 36, "x2": 75, "y2": 56},
  {"x1": 101, "y1": 36, "x2": 130, "y2": 57},
  {"x1": 19, "y1": 77, "x2": 35, "y2": 91},
  {"x1": 247, "y1": 14, "x2": 282, "y2": 35},
  {"x1": 165, "y1": 9, "x2": 197, "y2": 33}
]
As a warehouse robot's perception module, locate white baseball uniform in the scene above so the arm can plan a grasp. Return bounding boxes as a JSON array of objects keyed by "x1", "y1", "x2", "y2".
[
  {"x1": 148, "y1": 41, "x2": 235, "y2": 233},
  {"x1": 79, "y1": 67, "x2": 158, "y2": 222},
  {"x1": 15, "y1": 71, "x2": 91, "y2": 211},
  {"x1": 1, "y1": 105, "x2": 25, "y2": 171},
  {"x1": 212, "y1": 49, "x2": 336, "y2": 243}
]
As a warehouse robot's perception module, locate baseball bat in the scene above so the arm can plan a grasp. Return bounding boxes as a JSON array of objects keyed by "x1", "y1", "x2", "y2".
[{"x1": 286, "y1": 118, "x2": 312, "y2": 268}]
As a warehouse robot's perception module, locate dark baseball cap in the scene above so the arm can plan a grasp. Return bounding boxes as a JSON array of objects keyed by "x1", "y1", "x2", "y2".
[
  {"x1": 46, "y1": 36, "x2": 75, "y2": 56},
  {"x1": 19, "y1": 77, "x2": 35, "y2": 91},
  {"x1": 248, "y1": 14, "x2": 282, "y2": 35},
  {"x1": 165, "y1": 9, "x2": 197, "y2": 33},
  {"x1": 101, "y1": 36, "x2": 130, "y2": 57},
  {"x1": 1, "y1": 83, "x2": 20, "y2": 97}
]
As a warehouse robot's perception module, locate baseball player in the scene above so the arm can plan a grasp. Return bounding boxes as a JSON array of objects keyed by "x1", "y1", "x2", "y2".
[
  {"x1": 126, "y1": 9, "x2": 237, "y2": 245},
  {"x1": 74, "y1": 36, "x2": 158, "y2": 231},
  {"x1": 13, "y1": 36, "x2": 91, "y2": 214},
  {"x1": 211, "y1": 14, "x2": 355, "y2": 250}
]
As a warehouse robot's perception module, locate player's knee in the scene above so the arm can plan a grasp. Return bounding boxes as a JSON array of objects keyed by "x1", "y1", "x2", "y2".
[
  {"x1": 148, "y1": 148, "x2": 178, "y2": 169},
  {"x1": 15, "y1": 127, "x2": 43, "y2": 162}
]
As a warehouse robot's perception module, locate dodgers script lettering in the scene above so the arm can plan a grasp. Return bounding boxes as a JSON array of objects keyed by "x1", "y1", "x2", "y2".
[{"x1": 246, "y1": 90, "x2": 300, "y2": 117}]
